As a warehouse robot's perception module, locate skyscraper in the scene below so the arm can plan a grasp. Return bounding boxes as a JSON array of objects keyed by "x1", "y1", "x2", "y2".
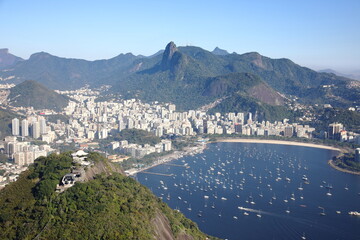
[
  {"x1": 12, "y1": 118, "x2": 19, "y2": 136},
  {"x1": 21, "y1": 119, "x2": 29, "y2": 137},
  {"x1": 32, "y1": 121, "x2": 41, "y2": 139},
  {"x1": 39, "y1": 118, "x2": 47, "y2": 134}
]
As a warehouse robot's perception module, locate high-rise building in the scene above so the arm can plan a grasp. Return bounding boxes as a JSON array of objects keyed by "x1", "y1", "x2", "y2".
[
  {"x1": 12, "y1": 118, "x2": 19, "y2": 136},
  {"x1": 21, "y1": 119, "x2": 29, "y2": 137},
  {"x1": 284, "y1": 126, "x2": 294, "y2": 137},
  {"x1": 39, "y1": 118, "x2": 47, "y2": 134},
  {"x1": 328, "y1": 122, "x2": 343, "y2": 140},
  {"x1": 32, "y1": 121, "x2": 41, "y2": 139}
]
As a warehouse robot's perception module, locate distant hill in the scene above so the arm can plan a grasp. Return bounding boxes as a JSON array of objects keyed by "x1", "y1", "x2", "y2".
[
  {"x1": 1, "y1": 42, "x2": 359, "y2": 120},
  {"x1": 319, "y1": 69, "x2": 360, "y2": 81},
  {"x1": 8, "y1": 80, "x2": 70, "y2": 111},
  {"x1": 0, "y1": 108, "x2": 19, "y2": 139},
  {"x1": 0, "y1": 152, "x2": 211, "y2": 240},
  {"x1": 0, "y1": 48, "x2": 23, "y2": 70}
]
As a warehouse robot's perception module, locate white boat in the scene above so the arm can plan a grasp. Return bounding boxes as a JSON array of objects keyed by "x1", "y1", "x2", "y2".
[
  {"x1": 221, "y1": 197, "x2": 227, "y2": 200},
  {"x1": 204, "y1": 195, "x2": 209, "y2": 199},
  {"x1": 243, "y1": 212, "x2": 249, "y2": 216},
  {"x1": 348, "y1": 211, "x2": 360, "y2": 216}
]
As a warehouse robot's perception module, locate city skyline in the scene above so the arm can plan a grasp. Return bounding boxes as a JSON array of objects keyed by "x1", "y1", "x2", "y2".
[{"x1": 0, "y1": 0, "x2": 359, "y2": 73}]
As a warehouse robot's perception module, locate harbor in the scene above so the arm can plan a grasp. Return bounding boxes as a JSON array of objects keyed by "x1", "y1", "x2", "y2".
[{"x1": 137, "y1": 142, "x2": 360, "y2": 240}]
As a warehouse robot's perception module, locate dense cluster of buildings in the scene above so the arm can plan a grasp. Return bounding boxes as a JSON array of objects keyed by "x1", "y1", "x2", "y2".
[
  {"x1": 11, "y1": 115, "x2": 56, "y2": 143},
  {"x1": 2, "y1": 136, "x2": 54, "y2": 166},
  {"x1": 4, "y1": 87, "x2": 360, "y2": 167},
  {"x1": 111, "y1": 139, "x2": 172, "y2": 158}
]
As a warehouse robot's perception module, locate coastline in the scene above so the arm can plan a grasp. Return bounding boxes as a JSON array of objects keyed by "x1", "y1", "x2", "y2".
[
  {"x1": 126, "y1": 143, "x2": 207, "y2": 176},
  {"x1": 215, "y1": 138, "x2": 341, "y2": 151},
  {"x1": 328, "y1": 159, "x2": 360, "y2": 176},
  {"x1": 128, "y1": 137, "x2": 359, "y2": 176}
]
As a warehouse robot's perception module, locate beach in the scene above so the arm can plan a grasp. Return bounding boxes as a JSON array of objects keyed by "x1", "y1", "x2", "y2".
[
  {"x1": 128, "y1": 137, "x2": 359, "y2": 176},
  {"x1": 216, "y1": 138, "x2": 341, "y2": 151}
]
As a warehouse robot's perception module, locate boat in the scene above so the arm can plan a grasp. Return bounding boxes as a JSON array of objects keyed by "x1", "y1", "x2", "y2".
[
  {"x1": 301, "y1": 232, "x2": 306, "y2": 240},
  {"x1": 233, "y1": 216, "x2": 238, "y2": 219},
  {"x1": 243, "y1": 212, "x2": 249, "y2": 216},
  {"x1": 319, "y1": 207, "x2": 326, "y2": 216},
  {"x1": 336, "y1": 211, "x2": 341, "y2": 214},
  {"x1": 286, "y1": 208, "x2": 290, "y2": 214},
  {"x1": 298, "y1": 183, "x2": 304, "y2": 191},
  {"x1": 348, "y1": 211, "x2": 360, "y2": 216},
  {"x1": 326, "y1": 189, "x2": 332, "y2": 196},
  {"x1": 221, "y1": 197, "x2": 227, "y2": 201},
  {"x1": 204, "y1": 195, "x2": 209, "y2": 199}
]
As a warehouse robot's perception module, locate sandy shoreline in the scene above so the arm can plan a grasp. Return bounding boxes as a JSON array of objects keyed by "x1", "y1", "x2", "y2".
[
  {"x1": 216, "y1": 138, "x2": 341, "y2": 152},
  {"x1": 130, "y1": 138, "x2": 359, "y2": 176}
]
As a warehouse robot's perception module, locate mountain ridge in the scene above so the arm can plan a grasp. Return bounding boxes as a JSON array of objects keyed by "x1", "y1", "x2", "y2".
[{"x1": 1, "y1": 42, "x2": 359, "y2": 120}]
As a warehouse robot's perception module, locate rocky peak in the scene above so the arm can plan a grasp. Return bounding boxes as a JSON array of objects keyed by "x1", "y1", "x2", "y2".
[
  {"x1": 161, "y1": 41, "x2": 178, "y2": 69},
  {"x1": 0, "y1": 48, "x2": 9, "y2": 54},
  {"x1": 212, "y1": 47, "x2": 229, "y2": 56}
]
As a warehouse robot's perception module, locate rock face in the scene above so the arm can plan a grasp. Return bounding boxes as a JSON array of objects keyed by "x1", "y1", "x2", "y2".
[
  {"x1": 0, "y1": 48, "x2": 23, "y2": 69},
  {"x1": 161, "y1": 41, "x2": 178, "y2": 70}
]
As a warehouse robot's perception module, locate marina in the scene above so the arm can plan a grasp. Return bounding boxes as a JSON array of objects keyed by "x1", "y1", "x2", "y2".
[{"x1": 137, "y1": 142, "x2": 360, "y2": 240}]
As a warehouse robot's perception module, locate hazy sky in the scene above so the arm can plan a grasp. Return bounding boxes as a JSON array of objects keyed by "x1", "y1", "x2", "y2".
[{"x1": 1, "y1": 0, "x2": 359, "y2": 72}]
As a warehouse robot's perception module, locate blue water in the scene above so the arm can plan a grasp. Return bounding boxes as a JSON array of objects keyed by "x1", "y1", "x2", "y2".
[{"x1": 137, "y1": 142, "x2": 360, "y2": 240}]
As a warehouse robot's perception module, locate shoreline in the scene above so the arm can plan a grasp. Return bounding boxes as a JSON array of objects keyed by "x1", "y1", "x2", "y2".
[
  {"x1": 214, "y1": 138, "x2": 342, "y2": 152},
  {"x1": 129, "y1": 137, "x2": 359, "y2": 176},
  {"x1": 328, "y1": 159, "x2": 360, "y2": 176},
  {"x1": 126, "y1": 143, "x2": 207, "y2": 176}
]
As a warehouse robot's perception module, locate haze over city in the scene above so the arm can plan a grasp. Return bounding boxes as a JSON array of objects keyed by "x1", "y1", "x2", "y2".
[{"x1": 1, "y1": 0, "x2": 359, "y2": 73}]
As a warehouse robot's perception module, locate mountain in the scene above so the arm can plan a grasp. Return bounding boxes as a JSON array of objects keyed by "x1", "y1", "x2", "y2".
[
  {"x1": 212, "y1": 47, "x2": 229, "y2": 56},
  {"x1": 319, "y1": 69, "x2": 360, "y2": 81},
  {"x1": 1, "y1": 42, "x2": 359, "y2": 120},
  {"x1": 0, "y1": 152, "x2": 211, "y2": 240},
  {"x1": 8, "y1": 80, "x2": 70, "y2": 111},
  {"x1": 0, "y1": 49, "x2": 23, "y2": 70},
  {"x1": 0, "y1": 52, "x2": 141, "y2": 89}
]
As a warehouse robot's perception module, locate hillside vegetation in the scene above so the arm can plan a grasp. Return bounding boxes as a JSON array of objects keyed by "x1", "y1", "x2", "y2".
[
  {"x1": 1, "y1": 42, "x2": 359, "y2": 120},
  {"x1": 0, "y1": 152, "x2": 211, "y2": 240},
  {"x1": 0, "y1": 108, "x2": 20, "y2": 139},
  {"x1": 8, "y1": 80, "x2": 70, "y2": 111}
]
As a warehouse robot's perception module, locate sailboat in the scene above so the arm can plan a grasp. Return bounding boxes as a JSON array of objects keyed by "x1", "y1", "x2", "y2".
[
  {"x1": 187, "y1": 204, "x2": 192, "y2": 211},
  {"x1": 285, "y1": 207, "x2": 290, "y2": 214},
  {"x1": 256, "y1": 210, "x2": 262, "y2": 218},
  {"x1": 326, "y1": 189, "x2": 332, "y2": 196},
  {"x1": 319, "y1": 207, "x2": 326, "y2": 216}
]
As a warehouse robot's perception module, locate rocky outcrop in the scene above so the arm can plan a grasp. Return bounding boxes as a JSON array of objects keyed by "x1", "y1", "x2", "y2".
[
  {"x1": 161, "y1": 41, "x2": 178, "y2": 70},
  {"x1": 82, "y1": 160, "x2": 124, "y2": 181},
  {"x1": 0, "y1": 48, "x2": 23, "y2": 69}
]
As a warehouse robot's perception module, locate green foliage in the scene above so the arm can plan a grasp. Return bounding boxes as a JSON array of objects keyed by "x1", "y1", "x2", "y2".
[
  {"x1": 46, "y1": 114, "x2": 69, "y2": 124},
  {"x1": 210, "y1": 92, "x2": 299, "y2": 122},
  {"x1": 0, "y1": 152, "x2": 210, "y2": 239},
  {"x1": 8, "y1": 80, "x2": 70, "y2": 111},
  {"x1": 112, "y1": 129, "x2": 161, "y2": 146},
  {"x1": 312, "y1": 108, "x2": 360, "y2": 132},
  {"x1": 0, "y1": 108, "x2": 19, "y2": 139},
  {"x1": 333, "y1": 153, "x2": 360, "y2": 172},
  {"x1": 29, "y1": 153, "x2": 73, "y2": 199}
]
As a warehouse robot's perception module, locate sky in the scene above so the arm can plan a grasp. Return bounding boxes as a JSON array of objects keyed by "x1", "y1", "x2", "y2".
[{"x1": 0, "y1": 0, "x2": 359, "y2": 73}]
